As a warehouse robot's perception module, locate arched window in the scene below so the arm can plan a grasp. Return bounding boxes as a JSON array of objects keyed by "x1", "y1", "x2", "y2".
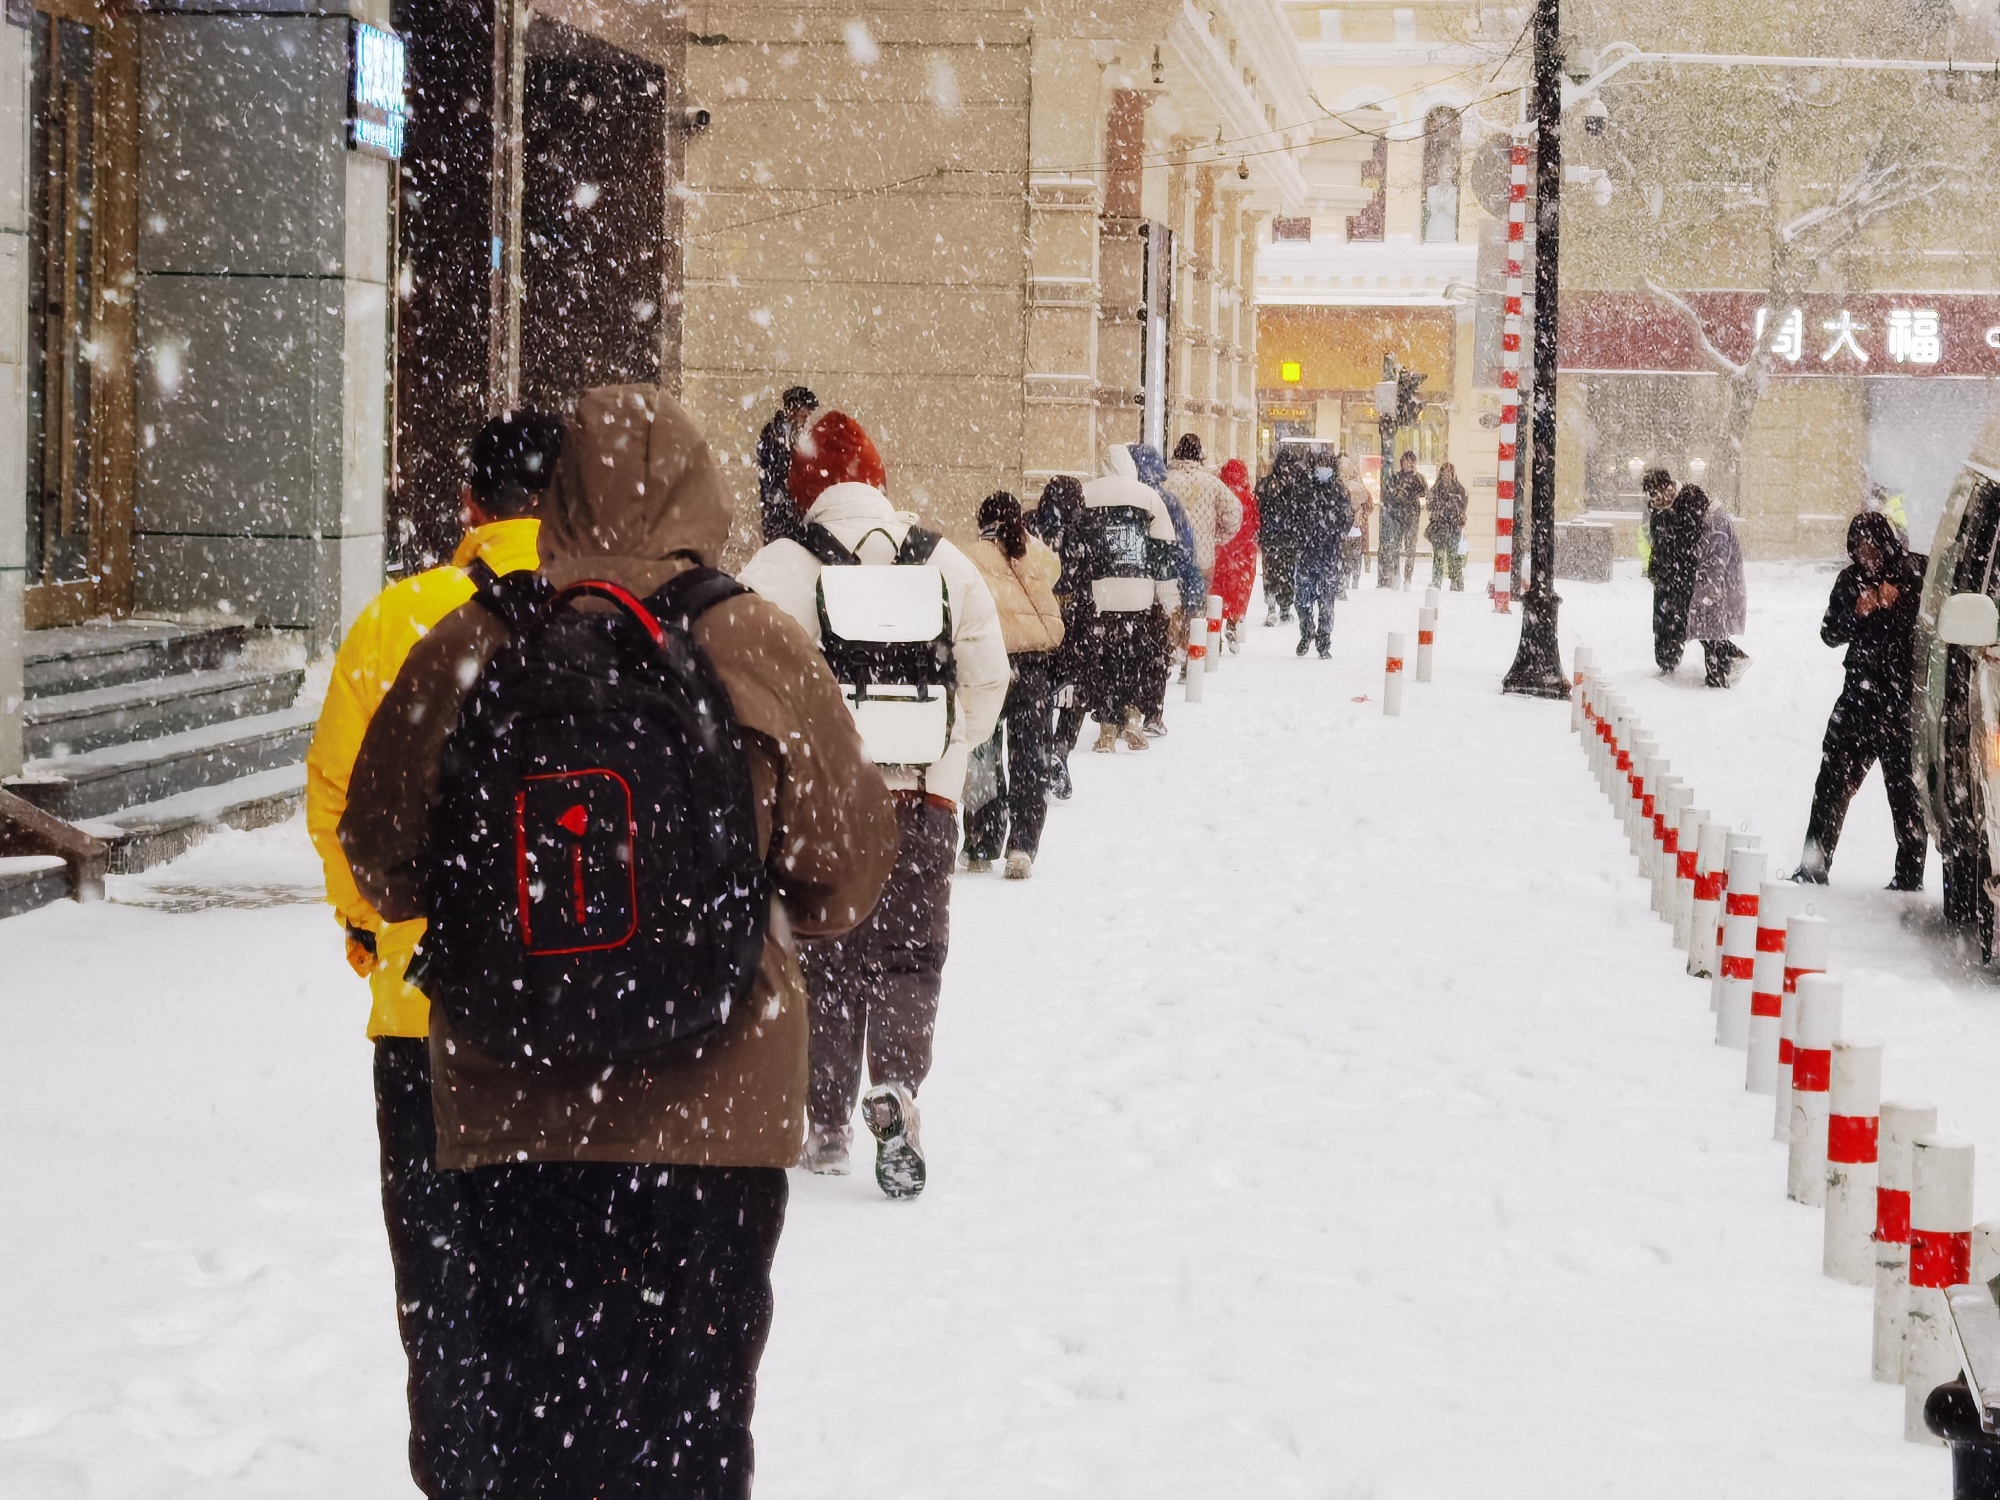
[{"x1": 1421, "y1": 106, "x2": 1462, "y2": 243}]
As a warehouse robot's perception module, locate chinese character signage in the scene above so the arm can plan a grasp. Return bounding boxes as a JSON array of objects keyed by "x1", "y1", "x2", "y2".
[
  {"x1": 1564, "y1": 293, "x2": 2000, "y2": 377},
  {"x1": 349, "y1": 23, "x2": 407, "y2": 161}
]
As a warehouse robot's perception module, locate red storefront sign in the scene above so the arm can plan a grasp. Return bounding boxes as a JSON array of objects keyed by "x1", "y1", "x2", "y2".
[{"x1": 1561, "y1": 292, "x2": 2000, "y2": 377}]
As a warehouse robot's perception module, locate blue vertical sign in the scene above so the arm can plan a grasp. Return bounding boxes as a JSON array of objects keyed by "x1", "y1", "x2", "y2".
[{"x1": 349, "y1": 23, "x2": 407, "y2": 160}]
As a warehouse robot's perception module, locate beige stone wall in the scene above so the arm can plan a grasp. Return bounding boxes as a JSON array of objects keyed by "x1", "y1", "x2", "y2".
[{"x1": 680, "y1": 6, "x2": 1034, "y2": 556}]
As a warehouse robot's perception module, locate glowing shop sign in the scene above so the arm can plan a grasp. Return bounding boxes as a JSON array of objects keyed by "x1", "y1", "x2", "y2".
[
  {"x1": 349, "y1": 24, "x2": 407, "y2": 160},
  {"x1": 1754, "y1": 305, "x2": 1943, "y2": 367}
]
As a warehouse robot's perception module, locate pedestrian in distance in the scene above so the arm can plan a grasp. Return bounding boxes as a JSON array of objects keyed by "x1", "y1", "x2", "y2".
[
  {"x1": 963, "y1": 491, "x2": 1066, "y2": 880},
  {"x1": 1793, "y1": 510, "x2": 1929, "y2": 890},
  {"x1": 1345, "y1": 456, "x2": 1376, "y2": 593},
  {"x1": 1035, "y1": 474, "x2": 1090, "y2": 800},
  {"x1": 739, "y1": 409, "x2": 1009, "y2": 1196},
  {"x1": 1426, "y1": 460, "x2": 1469, "y2": 592},
  {"x1": 338, "y1": 385, "x2": 898, "y2": 1499},
  {"x1": 1292, "y1": 453, "x2": 1353, "y2": 659},
  {"x1": 755, "y1": 384, "x2": 818, "y2": 544},
  {"x1": 1682, "y1": 484, "x2": 1750, "y2": 687},
  {"x1": 1256, "y1": 446, "x2": 1305, "y2": 625},
  {"x1": 1163, "y1": 433, "x2": 1244, "y2": 602},
  {"x1": 1133, "y1": 440, "x2": 1198, "y2": 736},
  {"x1": 1377, "y1": 450, "x2": 1427, "y2": 590},
  {"x1": 306, "y1": 408, "x2": 562, "y2": 1496},
  {"x1": 1075, "y1": 444, "x2": 1181, "y2": 752},
  {"x1": 1213, "y1": 457, "x2": 1261, "y2": 652},
  {"x1": 1643, "y1": 467, "x2": 1704, "y2": 674}
]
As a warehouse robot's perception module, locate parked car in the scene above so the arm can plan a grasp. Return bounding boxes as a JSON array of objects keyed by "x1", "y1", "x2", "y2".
[{"x1": 1914, "y1": 423, "x2": 2000, "y2": 957}]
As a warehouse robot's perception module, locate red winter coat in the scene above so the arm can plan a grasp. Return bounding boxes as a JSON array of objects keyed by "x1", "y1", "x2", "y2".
[{"x1": 1213, "y1": 459, "x2": 1261, "y2": 619}]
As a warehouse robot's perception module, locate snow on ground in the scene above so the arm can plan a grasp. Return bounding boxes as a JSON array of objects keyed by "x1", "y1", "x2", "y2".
[{"x1": 0, "y1": 560, "x2": 1981, "y2": 1497}]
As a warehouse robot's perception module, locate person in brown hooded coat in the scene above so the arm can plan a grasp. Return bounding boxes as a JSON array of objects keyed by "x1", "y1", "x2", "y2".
[{"x1": 339, "y1": 385, "x2": 896, "y2": 1499}]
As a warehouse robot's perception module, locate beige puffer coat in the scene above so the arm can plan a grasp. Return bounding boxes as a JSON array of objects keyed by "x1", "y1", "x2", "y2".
[{"x1": 967, "y1": 534, "x2": 1065, "y2": 656}]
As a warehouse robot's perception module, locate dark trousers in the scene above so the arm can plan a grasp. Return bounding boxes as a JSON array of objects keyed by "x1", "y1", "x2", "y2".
[
  {"x1": 1377, "y1": 515, "x2": 1416, "y2": 587},
  {"x1": 1262, "y1": 543, "x2": 1297, "y2": 615},
  {"x1": 1082, "y1": 606, "x2": 1167, "y2": 724},
  {"x1": 1295, "y1": 550, "x2": 1340, "y2": 652},
  {"x1": 966, "y1": 656, "x2": 1053, "y2": 860},
  {"x1": 1052, "y1": 700, "x2": 1086, "y2": 768},
  {"x1": 1806, "y1": 689, "x2": 1927, "y2": 886},
  {"x1": 1430, "y1": 530, "x2": 1465, "y2": 590},
  {"x1": 453, "y1": 1159, "x2": 787, "y2": 1500},
  {"x1": 376, "y1": 1038, "x2": 480, "y2": 1499},
  {"x1": 1653, "y1": 585, "x2": 1691, "y2": 672},
  {"x1": 803, "y1": 797, "x2": 955, "y2": 1134}
]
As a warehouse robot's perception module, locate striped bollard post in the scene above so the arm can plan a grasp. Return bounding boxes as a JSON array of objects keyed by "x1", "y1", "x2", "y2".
[
  {"x1": 1626, "y1": 742, "x2": 1659, "y2": 853},
  {"x1": 1425, "y1": 585, "x2": 1440, "y2": 611},
  {"x1": 1713, "y1": 847, "x2": 1766, "y2": 1049},
  {"x1": 1651, "y1": 780, "x2": 1685, "y2": 916},
  {"x1": 1637, "y1": 759, "x2": 1670, "y2": 876},
  {"x1": 1184, "y1": 619, "x2": 1206, "y2": 703},
  {"x1": 1204, "y1": 593, "x2": 1223, "y2": 675},
  {"x1": 1607, "y1": 703, "x2": 1634, "y2": 803},
  {"x1": 1708, "y1": 831, "x2": 1759, "y2": 1012},
  {"x1": 1787, "y1": 974, "x2": 1843, "y2": 1205},
  {"x1": 1823, "y1": 1040, "x2": 1882, "y2": 1284},
  {"x1": 1874, "y1": 1102, "x2": 1939, "y2": 1382},
  {"x1": 1383, "y1": 632, "x2": 1405, "y2": 717},
  {"x1": 1905, "y1": 1135, "x2": 1975, "y2": 1444},
  {"x1": 1570, "y1": 647, "x2": 1593, "y2": 732},
  {"x1": 1596, "y1": 696, "x2": 1620, "y2": 793},
  {"x1": 1488, "y1": 139, "x2": 1528, "y2": 613},
  {"x1": 1672, "y1": 807, "x2": 1707, "y2": 949},
  {"x1": 1687, "y1": 821, "x2": 1731, "y2": 979},
  {"x1": 1744, "y1": 882, "x2": 1803, "y2": 1094},
  {"x1": 1773, "y1": 915, "x2": 1829, "y2": 1139},
  {"x1": 1415, "y1": 606, "x2": 1436, "y2": 683}
]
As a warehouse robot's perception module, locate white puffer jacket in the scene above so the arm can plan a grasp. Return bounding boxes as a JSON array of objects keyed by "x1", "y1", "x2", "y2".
[
  {"x1": 739, "y1": 481, "x2": 1009, "y2": 806},
  {"x1": 1080, "y1": 447, "x2": 1180, "y2": 615}
]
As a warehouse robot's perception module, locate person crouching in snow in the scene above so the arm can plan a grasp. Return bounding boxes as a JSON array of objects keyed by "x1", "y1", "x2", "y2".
[
  {"x1": 1073, "y1": 445, "x2": 1181, "y2": 751},
  {"x1": 1212, "y1": 458, "x2": 1261, "y2": 652},
  {"x1": 962, "y1": 491, "x2": 1065, "y2": 879},
  {"x1": 1682, "y1": 484, "x2": 1750, "y2": 687},
  {"x1": 1793, "y1": 510, "x2": 1929, "y2": 890},
  {"x1": 739, "y1": 410, "x2": 1008, "y2": 1196}
]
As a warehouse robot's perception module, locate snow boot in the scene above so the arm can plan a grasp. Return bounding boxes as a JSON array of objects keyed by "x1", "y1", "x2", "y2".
[
  {"x1": 1142, "y1": 714, "x2": 1167, "y2": 739},
  {"x1": 1264, "y1": 603, "x2": 1277, "y2": 628},
  {"x1": 1050, "y1": 761, "x2": 1073, "y2": 800},
  {"x1": 1121, "y1": 712, "x2": 1150, "y2": 752},
  {"x1": 1227, "y1": 620, "x2": 1241, "y2": 654},
  {"x1": 1295, "y1": 639, "x2": 1309, "y2": 657},
  {"x1": 1004, "y1": 851, "x2": 1033, "y2": 880},
  {"x1": 861, "y1": 1083, "x2": 925, "y2": 1200},
  {"x1": 1093, "y1": 723, "x2": 1120, "y2": 754},
  {"x1": 801, "y1": 1126, "x2": 851, "y2": 1176},
  {"x1": 962, "y1": 855, "x2": 993, "y2": 873}
]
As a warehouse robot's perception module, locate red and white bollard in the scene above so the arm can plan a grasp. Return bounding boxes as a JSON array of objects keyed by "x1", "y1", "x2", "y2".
[
  {"x1": 1627, "y1": 744, "x2": 1661, "y2": 855},
  {"x1": 1596, "y1": 696, "x2": 1622, "y2": 794},
  {"x1": 1415, "y1": 606, "x2": 1437, "y2": 683},
  {"x1": 1744, "y1": 881, "x2": 1803, "y2": 1094},
  {"x1": 1184, "y1": 616, "x2": 1206, "y2": 703},
  {"x1": 1714, "y1": 846, "x2": 1767, "y2": 1049},
  {"x1": 1383, "y1": 632, "x2": 1405, "y2": 716},
  {"x1": 1787, "y1": 974, "x2": 1843, "y2": 1204},
  {"x1": 1570, "y1": 646, "x2": 1593, "y2": 732},
  {"x1": 1773, "y1": 914, "x2": 1829, "y2": 1140},
  {"x1": 1824, "y1": 1039, "x2": 1882, "y2": 1284},
  {"x1": 1672, "y1": 806, "x2": 1707, "y2": 949},
  {"x1": 1905, "y1": 1134, "x2": 1975, "y2": 1443},
  {"x1": 1873, "y1": 1101, "x2": 1938, "y2": 1382},
  {"x1": 1488, "y1": 139, "x2": 1528, "y2": 612},
  {"x1": 1708, "y1": 831, "x2": 1759, "y2": 1011},
  {"x1": 1205, "y1": 593, "x2": 1224, "y2": 674},
  {"x1": 1651, "y1": 780, "x2": 1685, "y2": 916},
  {"x1": 1687, "y1": 821, "x2": 1731, "y2": 979}
]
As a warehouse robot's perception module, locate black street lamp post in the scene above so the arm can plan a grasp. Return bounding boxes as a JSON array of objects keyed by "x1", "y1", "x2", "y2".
[{"x1": 1502, "y1": 0, "x2": 1570, "y2": 699}]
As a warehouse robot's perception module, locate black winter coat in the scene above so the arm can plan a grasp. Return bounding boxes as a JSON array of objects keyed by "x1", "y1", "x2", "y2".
[
  {"x1": 1647, "y1": 493, "x2": 1706, "y2": 600},
  {"x1": 1257, "y1": 461, "x2": 1303, "y2": 551},
  {"x1": 1822, "y1": 551, "x2": 1926, "y2": 712},
  {"x1": 1293, "y1": 473, "x2": 1354, "y2": 561}
]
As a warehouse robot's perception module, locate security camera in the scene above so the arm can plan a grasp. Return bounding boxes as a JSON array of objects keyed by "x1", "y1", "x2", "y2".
[
  {"x1": 679, "y1": 106, "x2": 712, "y2": 135},
  {"x1": 1582, "y1": 97, "x2": 1608, "y2": 136}
]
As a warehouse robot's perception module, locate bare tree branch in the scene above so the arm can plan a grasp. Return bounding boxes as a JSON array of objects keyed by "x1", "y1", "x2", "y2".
[{"x1": 1641, "y1": 276, "x2": 1746, "y2": 380}]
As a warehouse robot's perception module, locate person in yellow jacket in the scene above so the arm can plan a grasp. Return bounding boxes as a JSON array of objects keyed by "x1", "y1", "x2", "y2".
[{"x1": 304, "y1": 408, "x2": 563, "y2": 1496}]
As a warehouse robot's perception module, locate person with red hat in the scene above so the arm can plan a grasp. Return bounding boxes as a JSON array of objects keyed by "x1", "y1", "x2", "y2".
[{"x1": 740, "y1": 410, "x2": 1008, "y2": 1196}]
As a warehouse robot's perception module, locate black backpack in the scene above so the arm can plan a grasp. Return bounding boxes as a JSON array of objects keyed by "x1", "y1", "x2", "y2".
[{"x1": 415, "y1": 563, "x2": 771, "y2": 1064}]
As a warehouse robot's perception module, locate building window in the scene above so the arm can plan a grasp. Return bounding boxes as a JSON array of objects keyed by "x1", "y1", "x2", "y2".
[
  {"x1": 1422, "y1": 106, "x2": 1461, "y2": 244},
  {"x1": 1271, "y1": 216, "x2": 1312, "y2": 242},
  {"x1": 1347, "y1": 137, "x2": 1386, "y2": 243}
]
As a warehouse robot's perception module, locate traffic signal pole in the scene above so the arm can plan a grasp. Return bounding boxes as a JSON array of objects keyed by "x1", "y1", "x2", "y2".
[{"x1": 1502, "y1": 0, "x2": 1570, "y2": 700}]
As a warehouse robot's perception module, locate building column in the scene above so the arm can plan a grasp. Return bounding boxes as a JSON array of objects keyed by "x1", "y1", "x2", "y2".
[
  {"x1": 1095, "y1": 86, "x2": 1149, "y2": 456},
  {"x1": 1167, "y1": 140, "x2": 1199, "y2": 449},
  {"x1": 134, "y1": 3, "x2": 391, "y2": 651},
  {"x1": 0, "y1": 20, "x2": 27, "y2": 776},
  {"x1": 1023, "y1": 33, "x2": 1101, "y2": 487}
]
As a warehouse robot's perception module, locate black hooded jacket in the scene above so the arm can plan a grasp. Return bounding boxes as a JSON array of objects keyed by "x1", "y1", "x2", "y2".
[
  {"x1": 1257, "y1": 449, "x2": 1306, "y2": 551},
  {"x1": 1822, "y1": 510, "x2": 1927, "y2": 711},
  {"x1": 1293, "y1": 464, "x2": 1354, "y2": 561}
]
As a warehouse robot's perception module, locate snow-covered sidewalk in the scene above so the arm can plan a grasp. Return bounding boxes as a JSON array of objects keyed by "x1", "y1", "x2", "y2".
[{"x1": 0, "y1": 563, "x2": 1973, "y2": 1496}]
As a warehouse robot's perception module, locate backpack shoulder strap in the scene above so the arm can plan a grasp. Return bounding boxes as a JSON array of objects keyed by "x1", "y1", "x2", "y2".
[
  {"x1": 648, "y1": 565, "x2": 748, "y2": 628},
  {"x1": 896, "y1": 525, "x2": 943, "y2": 565},
  {"x1": 464, "y1": 557, "x2": 556, "y2": 637},
  {"x1": 801, "y1": 523, "x2": 858, "y2": 568}
]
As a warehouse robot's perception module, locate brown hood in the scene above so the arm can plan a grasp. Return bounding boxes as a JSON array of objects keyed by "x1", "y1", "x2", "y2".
[{"x1": 539, "y1": 385, "x2": 733, "y2": 594}]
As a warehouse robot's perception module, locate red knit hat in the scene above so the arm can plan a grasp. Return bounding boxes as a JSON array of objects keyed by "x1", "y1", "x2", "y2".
[{"x1": 789, "y1": 411, "x2": 886, "y2": 510}]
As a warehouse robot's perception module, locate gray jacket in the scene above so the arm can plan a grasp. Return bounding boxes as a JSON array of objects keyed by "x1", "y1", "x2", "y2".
[{"x1": 1687, "y1": 508, "x2": 1746, "y2": 640}]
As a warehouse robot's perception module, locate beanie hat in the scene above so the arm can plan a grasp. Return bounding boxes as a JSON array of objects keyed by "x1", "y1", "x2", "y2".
[{"x1": 789, "y1": 411, "x2": 886, "y2": 510}]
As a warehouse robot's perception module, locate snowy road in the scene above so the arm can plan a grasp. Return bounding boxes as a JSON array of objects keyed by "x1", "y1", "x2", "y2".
[{"x1": 0, "y1": 564, "x2": 1978, "y2": 1496}]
